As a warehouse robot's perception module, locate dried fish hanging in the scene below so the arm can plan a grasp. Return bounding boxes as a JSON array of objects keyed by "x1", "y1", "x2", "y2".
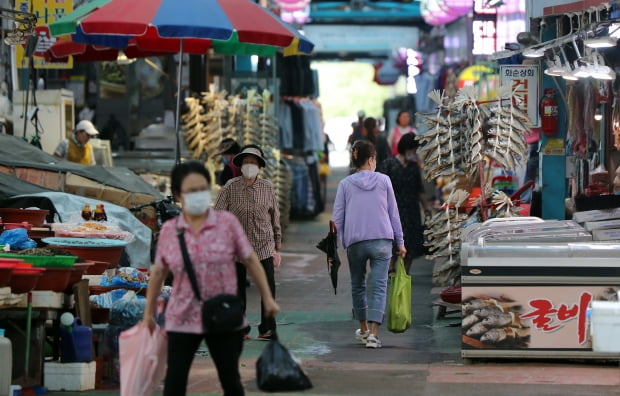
[
  {"x1": 417, "y1": 84, "x2": 532, "y2": 286},
  {"x1": 416, "y1": 90, "x2": 468, "y2": 181},
  {"x1": 240, "y1": 90, "x2": 277, "y2": 181},
  {"x1": 417, "y1": 84, "x2": 531, "y2": 183},
  {"x1": 451, "y1": 86, "x2": 487, "y2": 178},
  {"x1": 484, "y1": 86, "x2": 530, "y2": 173},
  {"x1": 426, "y1": 189, "x2": 470, "y2": 286},
  {"x1": 181, "y1": 96, "x2": 208, "y2": 158},
  {"x1": 201, "y1": 90, "x2": 235, "y2": 162},
  {"x1": 181, "y1": 90, "x2": 234, "y2": 162},
  {"x1": 488, "y1": 189, "x2": 523, "y2": 218}
]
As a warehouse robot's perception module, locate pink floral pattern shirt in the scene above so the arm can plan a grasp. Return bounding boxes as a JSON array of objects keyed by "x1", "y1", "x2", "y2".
[{"x1": 155, "y1": 210, "x2": 253, "y2": 334}]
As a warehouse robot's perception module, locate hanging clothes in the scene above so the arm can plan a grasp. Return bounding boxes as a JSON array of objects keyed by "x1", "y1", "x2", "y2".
[{"x1": 279, "y1": 101, "x2": 294, "y2": 149}]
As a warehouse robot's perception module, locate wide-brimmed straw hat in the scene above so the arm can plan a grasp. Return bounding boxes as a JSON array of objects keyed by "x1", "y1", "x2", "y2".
[{"x1": 232, "y1": 146, "x2": 266, "y2": 168}]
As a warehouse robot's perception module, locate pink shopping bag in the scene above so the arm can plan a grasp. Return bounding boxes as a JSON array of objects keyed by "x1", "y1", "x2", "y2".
[{"x1": 119, "y1": 324, "x2": 168, "y2": 396}]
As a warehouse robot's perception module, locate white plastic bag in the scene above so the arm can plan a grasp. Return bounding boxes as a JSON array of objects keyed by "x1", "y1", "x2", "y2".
[{"x1": 119, "y1": 324, "x2": 167, "y2": 396}]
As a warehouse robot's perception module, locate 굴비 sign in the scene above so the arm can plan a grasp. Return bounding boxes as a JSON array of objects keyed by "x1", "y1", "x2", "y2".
[
  {"x1": 461, "y1": 285, "x2": 620, "y2": 350},
  {"x1": 500, "y1": 65, "x2": 540, "y2": 127}
]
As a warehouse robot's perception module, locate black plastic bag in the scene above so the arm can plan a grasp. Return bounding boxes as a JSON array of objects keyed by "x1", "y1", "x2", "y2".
[{"x1": 256, "y1": 333, "x2": 312, "y2": 392}]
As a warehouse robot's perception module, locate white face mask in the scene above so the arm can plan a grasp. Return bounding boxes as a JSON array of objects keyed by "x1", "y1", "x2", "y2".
[
  {"x1": 406, "y1": 153, "x2": 418, "y2": 162},
  {"x1": 241, "y1": 164, "x2": 260, "y2": 179},
  {"x1": 182, "y1": 190, "x2": 211, "y2": 215}
]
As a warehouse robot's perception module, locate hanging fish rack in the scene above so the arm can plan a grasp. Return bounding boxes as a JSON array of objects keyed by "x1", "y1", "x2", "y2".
[{"x1": 417, "y1": 85, "x2": 532, "y2": 286}]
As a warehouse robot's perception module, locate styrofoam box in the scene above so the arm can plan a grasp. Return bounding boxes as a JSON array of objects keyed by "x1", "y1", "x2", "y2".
[
  {"x1": 16, "y1": 291, "x2": 65, "y2": 309},
  {"x1": 573, "y1": 207, "x2": 620, "y2": 224},
  {"x1": 591, "y1": 301, "x2": 620, "y2": 353},
  {"x1": 584, "y1": 218, "x2": 620, "y2": 231},
  {"x1": 44, "y1": 361, "x2": 96, "y2": 391},
  {"x1": 592, "y1": 228, "x2": 620, "y2": 241}
]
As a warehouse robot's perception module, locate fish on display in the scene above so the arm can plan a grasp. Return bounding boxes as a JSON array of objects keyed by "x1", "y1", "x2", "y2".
[
  {"x1": 462, "y1": 313, "x2": 481, "y2": 330},
  {"x1": 479, "y1": 327, "x2": 530, "y2": 345},
  {"x1": 466, "y1": 322, "x2": 489, "y2": 337},
  {"x1": 472, "y1": 306, "x2": 505, "y2": 316},
  {"x1": 481, "y1": 312, "x2": 524, "y2": 329},
  {"x1": 462, "y1": 298, "x2": 520, "y2": 315}
]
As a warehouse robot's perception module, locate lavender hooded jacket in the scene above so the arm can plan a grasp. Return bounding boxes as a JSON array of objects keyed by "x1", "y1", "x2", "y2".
[{"x1": 332, "y1": 170, "x2": 404, "y2": 249}]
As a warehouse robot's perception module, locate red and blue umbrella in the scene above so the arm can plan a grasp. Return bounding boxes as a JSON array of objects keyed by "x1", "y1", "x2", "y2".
[
  {"x1": 48, "y1": 0, "x2": 313, "y2": 163},
  {"x1": 48, "y1": 0, "x2": 313, "y2": 55}
]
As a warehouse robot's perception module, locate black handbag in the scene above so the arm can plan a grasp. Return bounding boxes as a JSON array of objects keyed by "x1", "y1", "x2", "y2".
[{"x1": 177, "y1": 228, "x2": 244, "y2": 334}]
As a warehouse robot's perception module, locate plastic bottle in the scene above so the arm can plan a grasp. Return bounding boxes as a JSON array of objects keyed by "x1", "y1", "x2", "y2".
[
  {"x1": 0, "y1": 328, "x2": 12, "y2": 396},
  {"x1": 93, "y1": 204, "x2": 107, "y2": 222},
  {"x1": 81, "y1": 204, "x2": 93, "y2": 221}
]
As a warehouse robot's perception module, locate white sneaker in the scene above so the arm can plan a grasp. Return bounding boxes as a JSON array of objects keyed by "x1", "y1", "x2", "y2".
[
  {"x1": 355, "y1": 329, "x2": 369, "y2": 344},
  {"x1": 365, "y1": 334, "x2": 382, "y2": 349}
]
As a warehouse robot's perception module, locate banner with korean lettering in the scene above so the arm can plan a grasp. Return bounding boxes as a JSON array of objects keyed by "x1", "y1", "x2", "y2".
[
  {"x1": 499, "y1": 65, "x2": 540, "y2": 127},
  {"x1": 14, "y1": 0, "x2": 73, "y2": 69},
  {"x1": 462, "y1": 286, "x2": 619, "y2": 350}
]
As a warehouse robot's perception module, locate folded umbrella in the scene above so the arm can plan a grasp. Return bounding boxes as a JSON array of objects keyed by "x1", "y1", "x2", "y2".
[{"x1": 316, "y1": 220, "x2": 341, "y2": 295}]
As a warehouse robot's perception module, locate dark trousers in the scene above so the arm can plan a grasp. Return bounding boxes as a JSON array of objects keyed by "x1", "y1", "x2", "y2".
[
  {"x1": 236, "y1": 257, "x2": 276, "y2": 334},
  {"x1": 164, "y1": 330, "x2": 245, "y2": 396}
]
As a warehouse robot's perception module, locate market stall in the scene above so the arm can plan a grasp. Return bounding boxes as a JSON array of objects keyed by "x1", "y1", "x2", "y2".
[
  {"x1": 0, "y1": 204, "x2": 148, "y2": 389},
  {"x1": 460, "y1": 217, "x2": 620, "y2": 359}
]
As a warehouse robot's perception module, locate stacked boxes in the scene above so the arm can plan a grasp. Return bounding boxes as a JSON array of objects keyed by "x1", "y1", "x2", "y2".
[{"x1": 573, "y1": 208, "x2": 620, "y2": 241}]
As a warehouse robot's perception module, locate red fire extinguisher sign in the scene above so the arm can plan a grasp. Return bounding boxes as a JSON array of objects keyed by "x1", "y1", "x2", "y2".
[{"x1": 540, "y1": 87, "x2": 559, "y2": 136}]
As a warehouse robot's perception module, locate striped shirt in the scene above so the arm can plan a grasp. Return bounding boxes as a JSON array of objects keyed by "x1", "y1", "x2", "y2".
[{"x1": 214, "y1": 176, "x2": 281, "y2": 261}]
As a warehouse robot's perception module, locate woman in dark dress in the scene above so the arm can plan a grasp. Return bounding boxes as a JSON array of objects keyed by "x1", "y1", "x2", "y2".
[{"x1": 378, "y1": 133, "x2": 430, "y2": 273}]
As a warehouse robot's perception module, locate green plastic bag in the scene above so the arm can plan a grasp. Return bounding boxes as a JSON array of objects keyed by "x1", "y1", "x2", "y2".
[{"x1": 387, "y1": 257, "x2": 412, "y2": 333}]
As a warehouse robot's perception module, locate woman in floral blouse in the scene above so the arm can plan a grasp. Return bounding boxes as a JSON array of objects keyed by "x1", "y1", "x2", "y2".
[{"x1": 142, "y1": 160, "x2": 279, "y2": 396}]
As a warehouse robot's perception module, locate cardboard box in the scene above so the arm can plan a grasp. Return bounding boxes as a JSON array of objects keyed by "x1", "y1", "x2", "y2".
[
  {"x1": 44, "y1": 361, "x2": 96, "y2": 391},
  {"x1": 64, "y1": 173, "x2": 157, "y2": 209},
  {"x1": 573, "y1": 207, "x2": 620, "y2": 224}
]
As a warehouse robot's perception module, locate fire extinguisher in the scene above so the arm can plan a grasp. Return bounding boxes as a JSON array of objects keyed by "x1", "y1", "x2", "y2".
[{"x1": 540, "y1": 88, "x2": 559, "y2": 136}]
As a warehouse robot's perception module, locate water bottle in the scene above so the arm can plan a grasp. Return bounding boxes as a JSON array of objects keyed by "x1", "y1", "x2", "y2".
[{"x1": 0, "y1": 328, "x2": 12, "y2": 396}]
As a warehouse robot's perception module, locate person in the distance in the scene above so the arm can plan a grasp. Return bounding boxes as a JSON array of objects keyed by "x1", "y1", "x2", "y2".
[{"x1": 53, "y1": 120, "x2": 99, "y2": 165}]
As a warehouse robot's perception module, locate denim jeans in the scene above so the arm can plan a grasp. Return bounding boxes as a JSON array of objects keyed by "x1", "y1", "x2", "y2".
[{"x1": 346, "y1": 239, "x2": 393, "y2": 323}]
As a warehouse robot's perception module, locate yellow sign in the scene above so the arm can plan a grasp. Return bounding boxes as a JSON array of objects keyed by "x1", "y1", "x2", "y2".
[
  {"x1": 14, "y1": 0, "x2": 73, "y2": 69},
  {"x1": 542, "y1": 138, "x2": 565, "y2": 156}
]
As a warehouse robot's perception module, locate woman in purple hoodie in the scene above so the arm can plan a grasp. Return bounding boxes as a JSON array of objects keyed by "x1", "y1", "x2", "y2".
[{"x1": 332, "y1": 140, "x2": 406, "y2": 349}]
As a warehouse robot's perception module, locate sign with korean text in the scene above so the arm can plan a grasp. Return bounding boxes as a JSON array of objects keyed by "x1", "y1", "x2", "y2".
[
  {"x1": 462, "y1": 286, "x2": 619, "y2": 350},
  {"x1": 472, "y1": 0, "x2": 497, "y2": 56},
  {"x1": 500, "y1": 65, "x2": 540, "y2": 127},
  {"x1": 14, "y1": 0, "x2": 73, "y2": 69}
]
